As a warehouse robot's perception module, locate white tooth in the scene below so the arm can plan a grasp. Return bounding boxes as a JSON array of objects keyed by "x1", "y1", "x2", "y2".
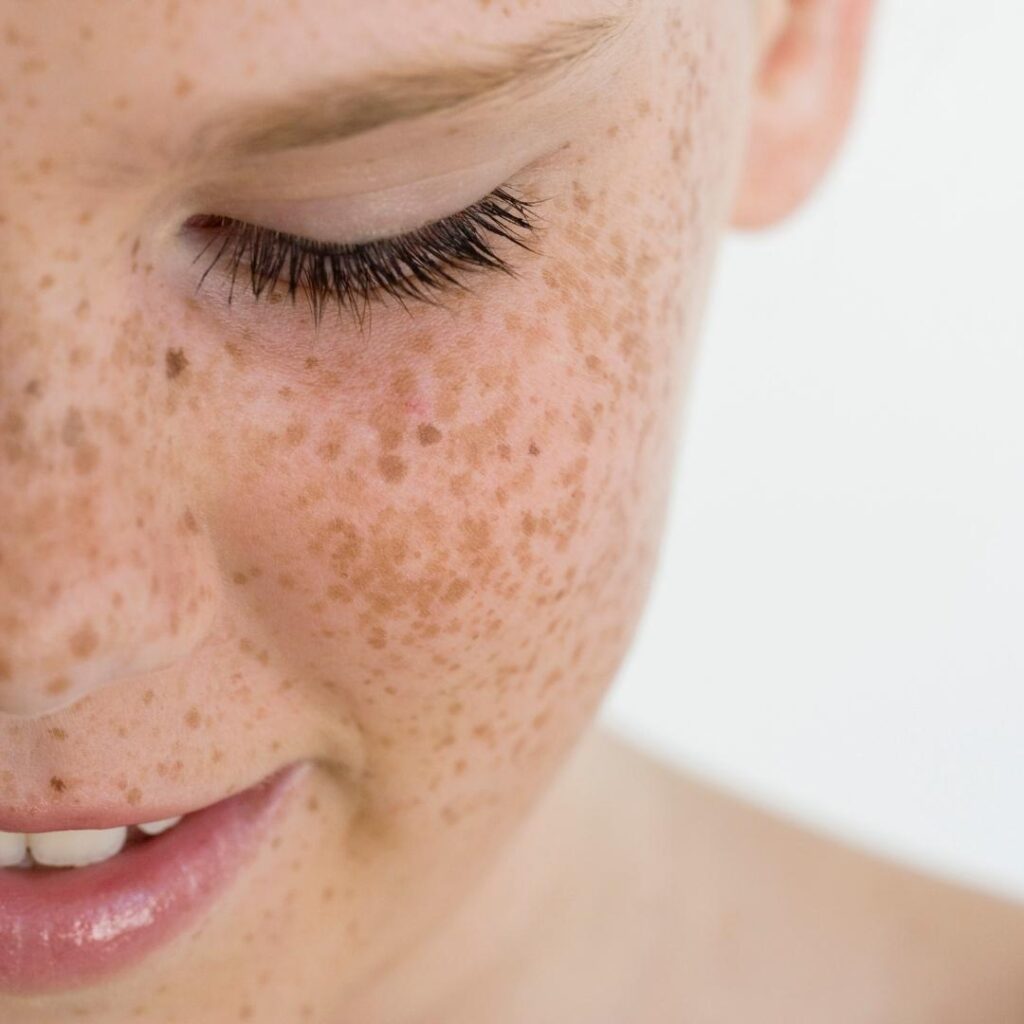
[
  {"x1": 0, "y1": 831, "x2": 28, "y2": 867},
  {"x1": 137, "y1": 816, "x2": 182, "y2": 837},
  {"x1": 29, "y1": 826, "x2": 127, "y2": 868}
]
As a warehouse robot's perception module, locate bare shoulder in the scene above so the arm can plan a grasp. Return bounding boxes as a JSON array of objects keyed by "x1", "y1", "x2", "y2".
[{"x1": 584, "y1": 724, "x2": 1024, "y2": 1024}]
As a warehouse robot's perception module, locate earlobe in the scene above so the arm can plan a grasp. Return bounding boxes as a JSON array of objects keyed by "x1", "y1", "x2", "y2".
[{"x1": 731, "y1": 0, "x2": 876, "y2": 229}]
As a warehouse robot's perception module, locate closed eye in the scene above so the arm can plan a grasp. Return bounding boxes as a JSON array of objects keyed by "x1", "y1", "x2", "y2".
[{"x1": 183, "y1": 185, "x2": 545, "y2": 331}]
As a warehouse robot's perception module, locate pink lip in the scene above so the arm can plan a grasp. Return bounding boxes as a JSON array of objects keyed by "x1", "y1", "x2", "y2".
[{"x1": 0, "y1": 762, "x2": 307, "y2": 993}]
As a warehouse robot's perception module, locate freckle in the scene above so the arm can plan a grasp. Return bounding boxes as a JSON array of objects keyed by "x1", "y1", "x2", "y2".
[
  {"x1": 48, "y1": 727, "x2": 67, "y2": 741},
  {"x1": 143, "y1": 689, "x2": 155, "y2": 705},
  {"x1": 232, "y1": 571, "x2": 249, "y2": 585},
  {"x1": 378, "y1": 454, "x2": 407, "y2": 483},
  {"x1": 528, "y1": 442, "x2": 540, "y2": 456},
  {"x1": 572, "y1": 186, "x2": 593, "y2": 213},
  {"x1": 223, "y1": 339, "x2": 247, "y2": 368},
  {"x1": 74, "y1": 443, "x2": 101, "y2": 474},
  {"x1": 61, "y1": 406, "x2": 85, "y2": 446},
  {"x1": 45, "y1": 676, "x2": 70, "y2": 696},
  {"x1": 370, "y1": 406, "x2": 405, "y2": 451},
  {"x1": 50, "y1": 776, "x2": 67, "y2": 794},
  {"x1": 165, "y1": 347, "x2": 189, "y2": 379},
  {"x1": 317, "y1": 439, "x2": 342, "y2": 462},
  {"x1": 284, "y1": 420, "x2": 308, "y2": 447},
  {"x1": 417, "y1": 423, "x2": 442, "y2": 446},
  {"x1": 38, "y1": 273, "x2": 54, "y2": 290},
  {"x1": 174, "y1": 74, "x2": 194, "y2": 97},
  {"x1": 126, "y1": 787, "x2": 142, "y2": 805},
  {"x1": 69, "y1": 622, "x2": 99, "y2": 659},
  {"x1": 75, "y1": 297, "x2": 90, "y2": 320},
  {"x1": 181, "y1": 507, "x2": 199, "y2": 533},
  {"x1": 184, "y1": 707, "x2": 201, "y2": 729},
  {"x1": 442, "y1": 578, "x2": 470, "y2": 604}
]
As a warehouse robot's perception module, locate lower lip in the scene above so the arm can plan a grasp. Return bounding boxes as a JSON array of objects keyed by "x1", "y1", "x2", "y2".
[{"x1": 0, "y1": 763, "x2": 306, "y2": 994}]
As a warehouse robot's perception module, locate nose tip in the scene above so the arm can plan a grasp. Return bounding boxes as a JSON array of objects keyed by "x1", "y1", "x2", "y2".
[
  {"x1": 0, "y1": 517, "x2": 224, "y2": 719},
  {"x1": 0, "y1": 607, "x2": 215, "y2": 718}
]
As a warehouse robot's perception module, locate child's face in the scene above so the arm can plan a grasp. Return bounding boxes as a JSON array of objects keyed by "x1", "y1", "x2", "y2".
[{"x1": 0, "y1": 0, "x2": 755, "y2": 1018}]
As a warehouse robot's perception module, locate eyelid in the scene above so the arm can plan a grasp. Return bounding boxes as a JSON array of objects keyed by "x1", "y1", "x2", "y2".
[
  {"x1": 185, "y1": 184, "x2": 547, "y2": 329},
  {"x1": 187, "y1": 152, "x2": 536, "y2": 245}
]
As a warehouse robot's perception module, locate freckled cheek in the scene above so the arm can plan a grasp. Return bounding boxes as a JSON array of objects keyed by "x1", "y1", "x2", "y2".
[
  {"x1": 192, "y1": 192, "x2": 677, "y2": 773},
  {"x1": 211, "y1": 318, "x2": 641, "y2": 631}
]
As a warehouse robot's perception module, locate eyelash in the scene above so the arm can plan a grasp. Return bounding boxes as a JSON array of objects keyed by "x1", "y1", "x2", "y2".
[{"x1": 185, "y1": 185, "x2": 543, "y2": 328}]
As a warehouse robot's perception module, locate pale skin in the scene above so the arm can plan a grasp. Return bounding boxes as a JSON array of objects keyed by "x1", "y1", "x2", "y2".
[{"x1": 1, "y1": 1, "x2": 1022, "y2": 1022}]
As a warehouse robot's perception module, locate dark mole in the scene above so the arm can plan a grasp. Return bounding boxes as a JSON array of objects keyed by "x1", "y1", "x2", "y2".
[
  {"x1": 165, "y1": 347, "x2": 189, "y2": 379},
  {"x1": 50, "y1": 776, "x2": 67, "y2": 793},
  {"x1": 528, "y1": 442, "x2": 540, "y2": 456}
]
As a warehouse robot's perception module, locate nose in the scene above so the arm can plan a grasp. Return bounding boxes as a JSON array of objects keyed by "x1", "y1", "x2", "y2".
[{"x1": 0, "y1": 243, "x2": 223, "y2": 718}]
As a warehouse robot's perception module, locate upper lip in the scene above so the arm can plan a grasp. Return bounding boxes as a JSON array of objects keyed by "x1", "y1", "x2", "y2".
[{"x1": 0, "y1": 762, "x2": 295, "y2": 834}]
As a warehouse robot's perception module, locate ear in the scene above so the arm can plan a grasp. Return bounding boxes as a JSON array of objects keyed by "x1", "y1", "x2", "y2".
[{"x1": 732, "y1": 0, "x2": 876, "y2": 229}]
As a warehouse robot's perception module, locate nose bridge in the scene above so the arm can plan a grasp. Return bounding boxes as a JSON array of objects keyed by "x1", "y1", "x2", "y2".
[{"x1": 0, "y1": 214, "x2": 222, "y2": 719}]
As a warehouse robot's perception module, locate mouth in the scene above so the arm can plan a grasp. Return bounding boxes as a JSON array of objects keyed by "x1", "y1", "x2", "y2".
[{"x1": 0, "y1": 762, "x2": 307, "y2": 994}]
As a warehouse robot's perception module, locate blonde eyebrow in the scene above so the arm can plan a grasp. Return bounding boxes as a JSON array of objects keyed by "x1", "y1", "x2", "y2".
[{"x1": 185, "y1": 12, "x2": 632, "y2": 163}]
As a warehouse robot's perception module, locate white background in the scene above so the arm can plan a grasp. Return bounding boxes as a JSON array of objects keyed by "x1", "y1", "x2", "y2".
[{"x1": 600, "y1": 0, "x2": 1024, "y2": 900}]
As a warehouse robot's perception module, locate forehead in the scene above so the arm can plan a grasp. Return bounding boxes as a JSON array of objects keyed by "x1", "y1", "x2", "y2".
[
  {"x1": 1, "y1": 0, "x2": 631, "y2": 176},
  {"x1": 1, "y1": 0, "x2": 620, "y2": 81}
]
